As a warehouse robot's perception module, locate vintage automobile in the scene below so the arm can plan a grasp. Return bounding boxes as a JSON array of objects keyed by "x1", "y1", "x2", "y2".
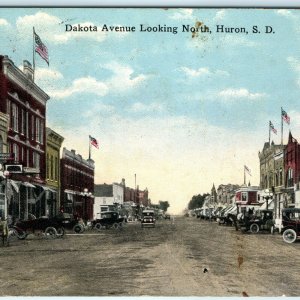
[
  {"x1": 14, "y1": 214, "x2": 64, "y2": 239},
  {"x1": 92, "y1": 211, "x2": 125, "y2": 230},
  {"x1": 164, "y1": 214, "x2": 171, "y2": 220},
  {"x1": 52, "y1": 212, "x2": 84, "y2": 233},
  {"x1": 141, "y1": 209, "x2": 156, "y2": 228},
  {"x1": 239, "y1": 209, "x2": 274, "y2": 233},
  {"x1": 281, "y1": 208, "x2": 300, "y2": 243}
]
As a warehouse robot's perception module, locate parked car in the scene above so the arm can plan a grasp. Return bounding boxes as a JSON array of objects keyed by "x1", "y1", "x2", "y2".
[
  {"x1": 239, "y1": 209, "x2": 274, "y2": 233},
  {"x1": 141, "y1": 209, "x2": 156, "y2": 228},
  {"x1": 164, "y1": 214, "x2": 171, "y2": 220},
  {"x1": 52, "y1": 212, "x2": 83, "y2": 233},
  {"x1": 281, "y1": 208, "x2": 300, "y2": 243},
  {"x1": 92, "y1": 211, "x2": 125, "y2": 230},
  {"x1": 14, "y1": 214, "x2": 64, "y2": 239}
]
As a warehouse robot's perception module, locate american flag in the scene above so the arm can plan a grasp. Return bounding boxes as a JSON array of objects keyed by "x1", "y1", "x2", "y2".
[
  {"x1": 34, "y1": 28, "x2": 49, "y2": 65},
  {"x1": 281, "y1": 108, "x2": 290, "y2": 124},
  {"x1": 89, "y1": 135, "x2": 99, "y2": 149},
  {"x1": 269, "y1": 121, "x2": 277, "y2": 134}
]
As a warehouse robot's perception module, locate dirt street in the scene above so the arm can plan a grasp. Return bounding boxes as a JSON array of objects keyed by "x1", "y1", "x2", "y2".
[{"x1": 0, "y1": 217, "x2": 299, "y2": 296}]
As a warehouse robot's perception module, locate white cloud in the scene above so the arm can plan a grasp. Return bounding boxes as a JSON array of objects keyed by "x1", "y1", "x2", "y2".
[
  {"x1": 49, "y1": 62, "x2": 146, "y2": 99},
  {"x1": 0, "y1": 18, "x2": 9, "y2": 26},
  {"x1": 104, "y1": 62, "x2": 147, "y2": 92},
  {"x1": 129, "y1": 102, "x2": 165, "y2": 113},
  {"x1": 218, "y1": 88, "x2": 267, "y2": 100},
  {"x1": 50, "y1": 76, "x2": 108, "y2": 99},
  {"x1": 169, "y1": 9, "x2": 194, "y2": 20},
  {"x1": 35, "y1": 67, "x2": 63, "y2": 81},
  {"x1": 16, "y1": 12, "x2": 107, "y2": 44},
  {"x1": 84, "y1": 103, "x2": 115, "y2": 117},
  {"x1": 214, "y1": 10, "x2": 226, "y2": 22},
  {"x1": 181, "y1": 66, "x2": 229, "y2": 78},
  {"x1": 276, "y1": 10, "x2": 297, "y2": 19},
  {"x1": 287, "y1": 56, "x2": 300, "y2": 73}
]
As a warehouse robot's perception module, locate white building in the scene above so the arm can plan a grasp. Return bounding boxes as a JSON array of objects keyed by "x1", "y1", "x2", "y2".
[{"x1": 93, "y1": 183, "x2": 124, "y2": 219}]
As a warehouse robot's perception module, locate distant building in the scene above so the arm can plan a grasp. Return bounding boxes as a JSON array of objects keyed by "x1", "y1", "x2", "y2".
[
  {"x1": 61, "y1": 148, "x2": 94, "y2": 220},
  {"x1": 93, "y1": 183, "x2": 124, "y2": 219},
  {"x1": 217, "y1": 183, "x2": 240, "y2": 206}
]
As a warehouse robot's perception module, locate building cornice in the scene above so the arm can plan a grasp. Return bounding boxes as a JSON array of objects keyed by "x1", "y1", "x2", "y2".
[{"x1": 3, "y1": 56, "x2": 50, "y2": 106}]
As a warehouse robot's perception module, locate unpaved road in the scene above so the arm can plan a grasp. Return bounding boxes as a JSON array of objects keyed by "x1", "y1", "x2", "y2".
[{"x1": 0, "y1": 217, "x2": 299, "y2": 296}]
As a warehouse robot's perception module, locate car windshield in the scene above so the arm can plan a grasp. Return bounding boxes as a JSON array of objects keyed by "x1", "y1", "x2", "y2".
[{"x1": 283, "y1": 211, "x2": 300, "y2": 221}]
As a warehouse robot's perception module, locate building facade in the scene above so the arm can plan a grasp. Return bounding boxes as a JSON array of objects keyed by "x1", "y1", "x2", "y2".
[
  {"x1": 61, "y1": 148, "x2": 95, "y2": 221},
  {"x1": 259, "y1": 141, "x2": 285, "y2": 219},
  {"x1": 46, "y1": 127, "x2": 64, "y2": 216},
  {"x1": 0, "y1": 55, "x2": 50, "y2": 220},
  {"x1": 93, "y1": 183, "x2": 124, "y2": 219}
]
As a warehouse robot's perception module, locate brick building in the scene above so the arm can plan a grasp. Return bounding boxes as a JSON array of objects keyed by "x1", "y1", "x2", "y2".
[
  {"x1": 0, "y1": 55, "x2": 50, "y2": 220},
  {"x1": 61, "y1": 148, "x2": 95, "y2": 221}
]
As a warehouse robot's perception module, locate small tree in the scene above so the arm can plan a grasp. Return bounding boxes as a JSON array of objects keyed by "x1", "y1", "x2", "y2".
[{"x1": 159, "y1": 201, "x2": 170, "y2": 212}]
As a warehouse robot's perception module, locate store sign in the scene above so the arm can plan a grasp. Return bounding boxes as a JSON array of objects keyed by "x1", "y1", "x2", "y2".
[
  {"x1": 23, "y1": 167, "x2": 40, "y2": 174},
  {"x1": 5, "y1": 165, "x2": 23, "y2": 173}
]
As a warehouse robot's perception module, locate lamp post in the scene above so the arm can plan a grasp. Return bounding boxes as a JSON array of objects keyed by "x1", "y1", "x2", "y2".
[
  {"x1": 81, "y1": 188, "x2": 92, "y2": 223},
  {"x1": 264, "y1": 189, "x2": 273, "y2": 210}
]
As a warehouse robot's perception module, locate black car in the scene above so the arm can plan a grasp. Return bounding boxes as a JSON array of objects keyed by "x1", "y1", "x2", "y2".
[
  {"x1": 141, "y1": 210, "x2": 156, "y2": 228},
  {"x1": 52, "y1": 212, "x2": 84, "y2": 233},
  {"x1": 14, "y1": 214, "x2": 64, "y2": 239},
  {"x1": 281, "y1": 208, "x2": 300, "y2": 243},
  {"x1": 92, "y1": 211, "x2": 125, "y2": 230},
  {"x1": 239, "y1": 209, "x2": 274, "y2": 233}
]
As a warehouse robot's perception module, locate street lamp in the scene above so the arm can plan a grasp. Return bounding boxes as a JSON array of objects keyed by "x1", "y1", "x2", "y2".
[
  {"x1": 81, "y1": 188, "x2": 92, "y2": 223},
  {"x1": 264, "y1": 189, "x2": 273, "y2": 210}
]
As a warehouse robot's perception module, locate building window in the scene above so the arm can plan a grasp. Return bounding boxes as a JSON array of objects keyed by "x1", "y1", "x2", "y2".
[
  {"x1": 21, "y1": 109, "x2": 26, "y2": 135},
  {"x1": 36, "y1": 118, "x2": 40, "y2": 143},
  {"x1": 31, "y1": 115, "x2": 35, "y2": 140},
  {"x1": 33, "y1": 152, "x2": 40, "y2": 169},
  {"x1": 46, "y1": 153, "x2": 49, "y2": 179},
  {"x1": 27, "y1": 150, "x2": 30, "y2": 167},
  {"x1": 50, "y1": 155, "x2": 53, "y2": 179},
  {"x1": 40, "y1": 120, "x2": 44, "y2": 145},
  {"x1": 55, "y1": 157, "x2": 58, "y2": 181},
  {"x1": 11, "y1": 103, "x2": 18, "y2": 132},
  {"x1": 279, "y1": 169, "x2": 283, "y2": 186},
  {"x1": 26, "y1": 112, "x2": 29, "y2": 137},
  {"x1": 13, "y1": 143, "x2": 19, "y2": 162},
  {"x1": 0, "y1": 136, "x2": 3, "y2": 153}
]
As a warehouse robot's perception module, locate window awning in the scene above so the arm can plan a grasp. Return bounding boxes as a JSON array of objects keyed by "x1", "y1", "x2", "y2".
[{"x1": 22, "y1": 182, "x2": 36, "y2": 188}]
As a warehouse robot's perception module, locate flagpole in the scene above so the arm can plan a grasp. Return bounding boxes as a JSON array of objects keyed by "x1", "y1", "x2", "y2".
[
  {"x1": 89, "y1": 135, "x2": 91, "y2": 160},
  {"x1": 32, "y1": 27, "x2": 35, "y2": 81},
  {"x1": 269, "y1": 121, "x2": 271, "y2": 145},
  {"x1": 281, "y1": 107, "x2": 283, "y2": 145}
]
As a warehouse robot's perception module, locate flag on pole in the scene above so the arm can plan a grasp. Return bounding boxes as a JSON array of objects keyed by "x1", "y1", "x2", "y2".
[
  {"x1": 269, "y1": 121, "x2": 277, "y2": 134},
  {"x1": 89, "y1": 135, "x2": 99, "y2": 149},
  {"x1": 244, "y1": 165, "x2": 252, "y2": 176},
  {"x1": 281, "y1": 108, "x2": 290, "y2": 124},
  {"x1": 34, "y1": 28, "x2": 49, "y2": 65}
]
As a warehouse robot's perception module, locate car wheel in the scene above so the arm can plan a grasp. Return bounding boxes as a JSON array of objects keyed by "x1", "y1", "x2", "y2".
[
  {"x1": 95, "y1": 223, "x2": 102, "y2": 231},
  {"x1": 16, "y1": 230, "x2": 27, "y2": 240},
  {"x1": 250, "y1": 223, "x2": 259, "y2": 233},
  {"x1": 73, "y1": 224, "x2": 84, "y2": 234},
  {"x1": 282, "y1": 228, "x2": 297, "y2": 244},
  {"x1": 56, "y1": 227, "x2": 65, "y2": 238},
  {"x1": 45, "y1": 227, "x2": 57, "y2": 239},
  {"x1": 113, "y1": 223, "x2": 119, "y2": 229}
]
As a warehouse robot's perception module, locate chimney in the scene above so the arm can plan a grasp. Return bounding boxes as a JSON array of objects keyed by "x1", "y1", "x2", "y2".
[{"x1": 23, "y1": 60, "x2": 34, "y2": 81}]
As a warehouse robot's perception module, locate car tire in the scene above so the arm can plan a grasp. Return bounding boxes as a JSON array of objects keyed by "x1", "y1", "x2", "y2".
[
  {"x1": 95, "y1": 223, "x2": 102, "y2": 231},
  {"x1": 113, "y1": 223, "x2": 119, "y2": 229},
  {"x1": 73, "y1": 224, "x2": 84, "y2": 234},
  {"x1": 45, "y1": 227, "x2": 57, "y2": 239},
  {"x1": 250, "y1": 223, "x2": 259, "y2": 233},
  {"x1": 56, "y1": 227, "x2": 65, "y2": 238},
  {"x1": 16, "y1": 230, "x2": 27, "y2": 240},
  {"x1": 282, "y1": 228, "x2": 297, "y2": 244}
]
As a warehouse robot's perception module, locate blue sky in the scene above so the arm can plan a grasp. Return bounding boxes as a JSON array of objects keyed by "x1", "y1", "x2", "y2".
[{"x1": 1, "y1": 8, "x2": 300, "y2": 213}]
